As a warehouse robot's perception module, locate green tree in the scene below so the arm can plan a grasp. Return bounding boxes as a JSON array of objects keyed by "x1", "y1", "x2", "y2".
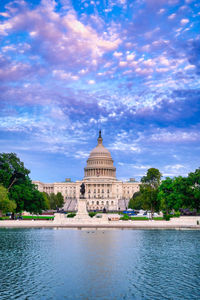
[
  {"x1": 56, "y1": 192, "x2": 64, "y2": 208},
  {"x1": 0, "y1": 153, "x2": 48, "y2": 213},
  {"x1": 0, "y1": 153, "x2": 29, "y2": 189},
  {"x1": 9, "y1": 179, "x2": 47, "y2": 214},
  {"x1": 49, "y1": 193, "x2": 57, "y2": 209},
  {"x1": 128, "y1": 191, "x2": 144, "y2": 210},
  {"x1": 187, "y1": 168, "x2": 200, "y2": 211},
  {"x1": 48, "y1": 192, "x2": 64, "y2": 209},
  {"x1": 0, "y1": 185, "x2": 16, "y2": 214},
  {"x1": 158, "y1": 177, "x2": 176, "y2": 213},
  {"x1": 158, "y1": 177, "x2": 185, "y2": 213},
  {"x1": 140, "y1": 168, "x2": 162, "y2": 218},
  {"x1": 42, "y1": 192, "x2": 50, "y2": 210}
]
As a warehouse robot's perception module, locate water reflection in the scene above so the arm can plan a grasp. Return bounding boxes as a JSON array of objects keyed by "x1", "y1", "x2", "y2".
[{"x1": 0, "y1": 229, "x2": 199, "y2": 300}]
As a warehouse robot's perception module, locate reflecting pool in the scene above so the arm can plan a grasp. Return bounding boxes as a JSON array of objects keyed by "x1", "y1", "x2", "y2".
[{"x1": 0, "y1": 229, "x2": 199, "y2": 300}]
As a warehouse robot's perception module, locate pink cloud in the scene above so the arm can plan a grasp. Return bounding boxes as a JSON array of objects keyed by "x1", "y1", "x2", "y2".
[{"x1": 1, "y1": 1, "x2": 121, "y2": 72}]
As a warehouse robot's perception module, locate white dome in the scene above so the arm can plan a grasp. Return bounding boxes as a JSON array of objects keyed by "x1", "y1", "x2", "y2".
[
  {"x1": 89, "y1": 143, "x2": 112, "y2": 159},
  {"x1": 84, "y1": 131, "x2": 116, "y2": 179}
]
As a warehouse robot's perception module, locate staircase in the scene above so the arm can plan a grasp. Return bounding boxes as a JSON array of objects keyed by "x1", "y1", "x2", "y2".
[
  {"x1": 64, "y1": 199, "x2": 77, "y2": 211},
  {"x1": 118, "y1": 199, "x2": 129, "y2": 211}
]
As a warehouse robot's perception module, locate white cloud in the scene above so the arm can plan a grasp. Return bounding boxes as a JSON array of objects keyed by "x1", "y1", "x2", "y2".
[
  {"x1": 158, "y1": 8, "x2": 165, "y2": 15},
  {"x1": 53, "y1": 70, "x2": 79, "y2": 81},
  {"x1": 168, "y1": 13, "x2": 176, "y2": 20},
  {"x1": 184, "y1": 64, "x2": 195, "y2": 70},
  {"x1": 119, "y1": 61, "x2": 127, "y2": 67},
  {"x1": 180, "y1": 18, "x2": 189, "y2": 25},
  {"x1": 126, "y1": 53, "x2": 135, "y2": 61},
  {"x1": 88, "y1": 79, "x2": 95, "y2": 84},
  {"x1": 113, "y1": 51, "x2": 123, "y2": 58}
]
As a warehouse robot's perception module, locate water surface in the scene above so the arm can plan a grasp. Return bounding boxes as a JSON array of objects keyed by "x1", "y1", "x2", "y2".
[{"x1": 0, "y1": 229, "x2": 199, "y2": 300}]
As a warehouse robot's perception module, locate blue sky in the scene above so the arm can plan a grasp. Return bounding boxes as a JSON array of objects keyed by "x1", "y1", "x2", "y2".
[{"x1": 0, "y1": 0, "x2": 200, "y2": 182}]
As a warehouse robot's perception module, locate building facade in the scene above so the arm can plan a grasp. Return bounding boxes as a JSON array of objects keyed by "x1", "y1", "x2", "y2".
[{"x1": 33, "y1": 132, "x2": 140, "y2": 211}]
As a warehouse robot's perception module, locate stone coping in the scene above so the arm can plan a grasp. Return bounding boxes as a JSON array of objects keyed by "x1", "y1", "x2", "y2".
[{"x1": 0, "y1": 217, "x2": 200, "y2": 230}]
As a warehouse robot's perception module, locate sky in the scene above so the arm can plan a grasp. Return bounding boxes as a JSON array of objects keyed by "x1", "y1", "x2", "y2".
[{"x1": 0, "y1": 0, "x2": 200, "y2": 183}]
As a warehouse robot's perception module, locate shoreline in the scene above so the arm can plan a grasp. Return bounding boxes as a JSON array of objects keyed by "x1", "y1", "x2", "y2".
[{"x1": 0, "y1": 216, "x2": 200, "y2": 230}]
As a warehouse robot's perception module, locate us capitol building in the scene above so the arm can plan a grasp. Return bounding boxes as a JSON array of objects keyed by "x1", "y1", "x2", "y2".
[{"x1": 33, "y1": 131, "x2": 140, "y2": 211}]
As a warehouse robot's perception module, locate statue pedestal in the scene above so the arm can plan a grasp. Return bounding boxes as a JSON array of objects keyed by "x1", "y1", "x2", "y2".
[{"x1": 75, "y1": 197, "x2": 90, "y2": 220}]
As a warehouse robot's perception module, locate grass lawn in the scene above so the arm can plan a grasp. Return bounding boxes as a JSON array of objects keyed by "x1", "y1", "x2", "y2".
[{"x1": 22, "y1": 215, "x2": 54, "y2": 220}]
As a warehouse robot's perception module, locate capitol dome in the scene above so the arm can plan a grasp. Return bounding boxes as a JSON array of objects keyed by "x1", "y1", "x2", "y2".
[{"x1": 84, "y1": 131, "x2": 116, "y2": 179}]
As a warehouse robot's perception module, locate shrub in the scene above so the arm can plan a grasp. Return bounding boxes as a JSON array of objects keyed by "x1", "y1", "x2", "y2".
[
  {"x1": 120, "y1": 214, "x2": 130, "y2": 221},
  {"x1": 164, "y1": 214, "x2": 171, "y2": 221},
  {"x1": 22, "y1": 215, "x2": 54, "y2": 220},
  {"x1": 130, "y1": 217, "x2": 148, "y2": 220},
  {"x1": 173, "y1": 212, "x2": 180, "y2": 218},
  {"x1": 89, "y1": 212, "x2": 97, "y2": 218},
  {"x1": 67, "y1": 213, "x2": 76, "y2": 218},
  {"x1": 0, "y1": 216, "x2": 10, "y2": 220}
]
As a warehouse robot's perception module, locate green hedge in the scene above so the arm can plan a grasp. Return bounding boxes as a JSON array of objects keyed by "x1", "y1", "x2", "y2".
[
  {"x1": 0, "y1": 216, "x2": 10, "y2": 220},
  {"x1": 120, "y1": 214, "x2": 130, "y2": 220},
  {"x1": 171, "y1": 212, "x2": 181, "y2": 218},
  {"x1": 163, "y1": 214, "x2": 171, "y2": 221},
  {"x1": 22, "y1": 216, "x2": 54, "y2": 220},
  {"x1": 131, "y1": 217, "x2": 148, "y2": 220},
  {"x1": 89, "y1": 212, "x2": 97, "y2": 218},
  {"x1": 120, "y1": 215, "x2": 164, "y2": 221},
  {"x1": 67, "y1": 213, "x2": 76, "y2": 218}
]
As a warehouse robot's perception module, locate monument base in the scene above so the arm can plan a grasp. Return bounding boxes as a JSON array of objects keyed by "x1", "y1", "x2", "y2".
[{"x1": 74, "y1": 197, "x2": 90, "y2": 219}]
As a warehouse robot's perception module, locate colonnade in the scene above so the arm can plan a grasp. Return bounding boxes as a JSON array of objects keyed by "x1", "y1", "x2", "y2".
[{"x1": 85, "y1": 168, "x2": 116, "y2": 177}]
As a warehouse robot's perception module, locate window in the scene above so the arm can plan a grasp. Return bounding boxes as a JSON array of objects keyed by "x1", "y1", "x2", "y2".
[{"x1": 97, "y1": 201, "x2": 99, "y2": 205}]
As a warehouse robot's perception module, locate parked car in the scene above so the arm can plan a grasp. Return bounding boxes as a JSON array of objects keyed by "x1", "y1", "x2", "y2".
[{"x1": 123, "y1": 210, "x2": 136, "y2": 216}]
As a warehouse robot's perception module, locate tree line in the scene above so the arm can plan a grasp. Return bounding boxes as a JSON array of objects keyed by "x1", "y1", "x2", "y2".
[
  {"x1": 0, "y1": 153, "x2": 64, "y2": 215},
  {"x1": 128, "y1": 167, "x2": 200, "y2": 216}
]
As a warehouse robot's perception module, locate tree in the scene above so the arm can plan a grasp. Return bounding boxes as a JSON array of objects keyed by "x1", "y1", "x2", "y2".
[
  {"x1": 0, "y1": 153, "x2": 48, "y2": 213},
  {"x1": 187, "y1": 168, "x2": 200, "y2": 210},
  {"x1": 49, "y1": 193, "x2": 57, "y2": 209},
  {"x1": 56, "y1": 192, "x2": 64, "y2": 208},
  {"x1": 9, "y1": 178, "x2": 47, "y2": 214},
  {"x1": 0, "y1": 185, "x2": 16, "y2": 214},
  {"x1": 42, "y1": 192, "x2": 50, "y2": 210},
  {"x1": 128, "y1": 191, "x2": 144, "y2": 210},
  {"x1": 48, "y1": 192, "x2": 64, "y2": 209},
  {"x1": 140, "y1": 168, "x2": 162, "y2": 218},
  {"x1": 0, "y1": 153, "x2": 29, "y2": 189}
]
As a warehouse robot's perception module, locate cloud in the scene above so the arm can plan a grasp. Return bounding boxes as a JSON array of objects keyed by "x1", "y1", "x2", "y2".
[
  {"x1": 168, "y1": 13, "x2": 176, "y2": 20},
  {"x1": 0, "y1": 0, "x2": 121, "y2": 73},
  {"x1": 180, "y1": 18, "x2": 189, "y2": 25},
  {"x1": 0, "y1": 0, "x2": 200, "y2": 182}
]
